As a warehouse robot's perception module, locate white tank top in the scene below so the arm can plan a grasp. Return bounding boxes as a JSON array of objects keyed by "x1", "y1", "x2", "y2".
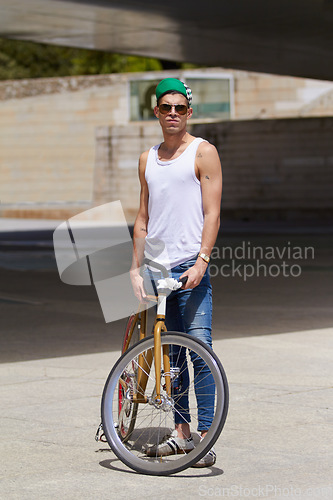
[{"x1": 144, "y1": 137, "x2": 206, "y2": 269}]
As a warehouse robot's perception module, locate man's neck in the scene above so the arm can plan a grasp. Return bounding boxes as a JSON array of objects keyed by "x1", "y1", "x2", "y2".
[{"x1": 161, "y1": 131, "x2": 192, "y2": 153}]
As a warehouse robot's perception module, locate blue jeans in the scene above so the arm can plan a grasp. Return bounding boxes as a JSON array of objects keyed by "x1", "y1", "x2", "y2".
[{"x1": 145, "y1": 257, "x2": 215, "y2": 432}]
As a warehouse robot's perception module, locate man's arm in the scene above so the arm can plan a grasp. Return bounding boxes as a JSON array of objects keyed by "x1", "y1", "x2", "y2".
[
  {"x1": 130, "y1": 151, "x2": 149, "y2": 301},
  {"x1": 181, "y1": 141, "x2": 222, "y2": 289}
]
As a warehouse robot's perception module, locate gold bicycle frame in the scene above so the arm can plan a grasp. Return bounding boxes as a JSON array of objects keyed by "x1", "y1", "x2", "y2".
[{"x1": 123, "y1": 293, "x2": 171, "y2": 404}]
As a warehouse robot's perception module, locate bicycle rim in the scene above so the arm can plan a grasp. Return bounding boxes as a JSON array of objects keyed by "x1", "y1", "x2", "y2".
[{"x1": 102, "y1": 332, "x2": 228, "y2": 475}]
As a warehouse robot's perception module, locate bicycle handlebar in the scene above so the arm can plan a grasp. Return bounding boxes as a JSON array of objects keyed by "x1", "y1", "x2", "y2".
[{"x1": 179, "y1": 276, "x2": 188, "y2": 286}]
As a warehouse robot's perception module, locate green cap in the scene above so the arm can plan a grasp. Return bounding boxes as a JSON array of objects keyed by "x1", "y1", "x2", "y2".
[{"x1": 155, "y1": 78, "x2": 192, "y2": 105}]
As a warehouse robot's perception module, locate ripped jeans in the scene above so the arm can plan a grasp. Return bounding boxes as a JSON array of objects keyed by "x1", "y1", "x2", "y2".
[{"x1": 145, "y1": 257, "x2": 215, "y2": 432}]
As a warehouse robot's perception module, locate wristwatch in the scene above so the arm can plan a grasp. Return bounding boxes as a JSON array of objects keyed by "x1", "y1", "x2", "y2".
[{"x1": 198, "y1": 253, "x2": 210, "y2": 264}]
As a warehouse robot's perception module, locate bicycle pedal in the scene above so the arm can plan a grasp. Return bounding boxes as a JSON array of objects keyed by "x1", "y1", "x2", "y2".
[{"x1": 95, "y1": 422, "x2": 107, "y2": 442}]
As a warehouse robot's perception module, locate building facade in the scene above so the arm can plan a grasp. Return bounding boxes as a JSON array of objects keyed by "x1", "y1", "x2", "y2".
[{"x1": 1, "y1": 68, "x2": 333, "y2": 221}]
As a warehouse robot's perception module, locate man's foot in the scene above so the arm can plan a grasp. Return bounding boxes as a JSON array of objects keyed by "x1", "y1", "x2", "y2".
[
  {"x1": 144, "y1": 430, "x2": 195, "y2": 457},
  {"x1": 191, "y1": 447, "x2": 216, "y2": 468}
]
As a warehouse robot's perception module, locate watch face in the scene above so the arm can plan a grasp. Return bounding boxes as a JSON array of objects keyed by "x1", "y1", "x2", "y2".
[{"x1": 200, "y1": 253, "x2": 209, "y2": 263}]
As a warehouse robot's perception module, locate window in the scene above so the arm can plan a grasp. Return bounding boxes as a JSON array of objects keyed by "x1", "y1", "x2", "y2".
[
  {"x1": 130, "y1": 79, "x2": 160, "y2": 121},
  {"x1": 186, "y1": 77, "x2": 231, "y2": 120},
  {"x1": 129, "y1": 74, "x2": 232, "y2": 121}
]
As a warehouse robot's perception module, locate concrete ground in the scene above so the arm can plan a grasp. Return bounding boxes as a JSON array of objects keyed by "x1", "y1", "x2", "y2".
[{"x1": 0, "y1": 219, "x2": 332, "y2": 499}]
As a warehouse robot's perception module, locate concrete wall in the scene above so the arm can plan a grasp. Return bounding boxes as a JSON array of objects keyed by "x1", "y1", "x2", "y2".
[
  {"x1": 233, "y1": 71, "x2": 333, "y2": 120},
  {"x1": 0, "y1": 68, "x2": 333, "y2": 220},
  {"x1": 193, "y1": 118, "x2": 333, "y2": 221},
  {"x1": 0, "y1": 73, "x2": 129, "y2": 219},
  {"x1": 93, "y1": 123, "x2": 162, "y2": 221},
  {"x1": 94, "y1": 117, "x2": 333, "y2": 223}
]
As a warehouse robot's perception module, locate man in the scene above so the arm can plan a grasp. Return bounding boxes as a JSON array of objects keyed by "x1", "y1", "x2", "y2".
[{"x1": 130, "y1": 78, "x2": 222, "y2": 467}]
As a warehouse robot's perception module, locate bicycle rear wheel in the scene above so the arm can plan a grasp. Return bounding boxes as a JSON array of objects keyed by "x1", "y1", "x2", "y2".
[
  {"x1": 101, "y1": 332, "x2": 228, "y2": 475},
  {"x1": 118, "y1": 313, "x2": 141, "y2": 442}
]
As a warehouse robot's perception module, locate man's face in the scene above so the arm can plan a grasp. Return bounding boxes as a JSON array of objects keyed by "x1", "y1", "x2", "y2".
[{"x1": 154, "y1": 93, "x2": 192, "y2": 134}]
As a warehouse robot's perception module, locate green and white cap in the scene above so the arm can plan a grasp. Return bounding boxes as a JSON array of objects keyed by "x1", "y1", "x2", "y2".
[{"x1": 155, "y1": 78, "x2": 192, "y2": 106}]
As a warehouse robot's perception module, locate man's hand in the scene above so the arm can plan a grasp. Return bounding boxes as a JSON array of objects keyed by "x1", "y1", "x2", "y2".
[
  {"x1": 130, "y1": 269, "x2": 147, "y2": 302},
  {"x1": 180, "y1": 258, "x2": 208, "y2": 289}
]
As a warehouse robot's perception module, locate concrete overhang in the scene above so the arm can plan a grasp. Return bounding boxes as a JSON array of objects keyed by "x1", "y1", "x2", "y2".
[{"x1": 0, "y1": 0, "x2": 333, "y2": 81}]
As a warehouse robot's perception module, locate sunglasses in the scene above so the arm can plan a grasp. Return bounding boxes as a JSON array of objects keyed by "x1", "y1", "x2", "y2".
[{"x1": 158, "y1": 103, "x2": 188, "y2": 115}]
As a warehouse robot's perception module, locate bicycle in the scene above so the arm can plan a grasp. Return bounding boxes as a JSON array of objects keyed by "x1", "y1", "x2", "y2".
[{"x1": 97, "y1": 259, "x2": 229, "y2": 475}]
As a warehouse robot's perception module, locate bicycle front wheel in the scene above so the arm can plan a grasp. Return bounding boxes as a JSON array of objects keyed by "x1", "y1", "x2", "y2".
[{"x1": 101, "y1": 332, "x2": 229, "y2": 475}]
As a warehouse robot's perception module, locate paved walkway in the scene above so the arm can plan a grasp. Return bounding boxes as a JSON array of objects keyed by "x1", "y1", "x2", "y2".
[
  {"x1": 1, "y1": 330, "x2": 332, "y2": 499},
  {"x1": 0, "y1": 220, "x2": 332, "y2": 499}
]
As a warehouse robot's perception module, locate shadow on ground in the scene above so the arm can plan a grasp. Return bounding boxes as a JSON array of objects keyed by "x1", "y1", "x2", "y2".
[{"x1": 1, "y1": 233, "x2": 332, "y2": 363}]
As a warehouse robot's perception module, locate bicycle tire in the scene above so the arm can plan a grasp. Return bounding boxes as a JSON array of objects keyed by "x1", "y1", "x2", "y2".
[
  {"x1": 118, "y1": 314, "x2": 141, "y2": 442},
  {"x1": 101, "y1": 332, "x2": 229, "y2": 475}
]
